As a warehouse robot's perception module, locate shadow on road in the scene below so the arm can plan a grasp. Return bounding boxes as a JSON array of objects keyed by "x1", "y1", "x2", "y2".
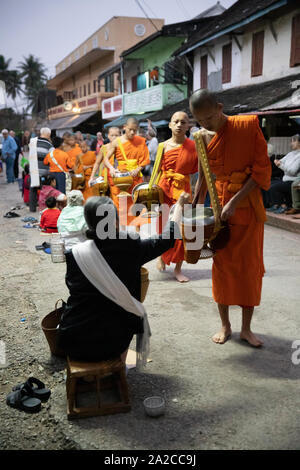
[{"x1": 221, "y1": 333, "x2": 300, "y2": 380}]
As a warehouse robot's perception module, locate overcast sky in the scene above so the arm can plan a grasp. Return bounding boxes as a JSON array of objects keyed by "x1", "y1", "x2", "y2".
[{"x1": 1, "y1": 0, "x2": 236, "y2": 108}]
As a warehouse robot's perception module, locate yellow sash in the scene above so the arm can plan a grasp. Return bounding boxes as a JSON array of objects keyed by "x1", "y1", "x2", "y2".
[
  {"x1": 162, "y1": 169, "x2": 189, "y2": 201},
  {"x1": 117, "y1": 138, "x2": 142, "y2": 176},
  {"x1": 149, "y1": 142, "x2": 164, "y2": 188}
]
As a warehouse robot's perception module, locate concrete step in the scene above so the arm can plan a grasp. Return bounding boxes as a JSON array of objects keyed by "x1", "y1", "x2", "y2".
[{"x1": 266, "y1": 211, "x2": 300, "y2": 234}]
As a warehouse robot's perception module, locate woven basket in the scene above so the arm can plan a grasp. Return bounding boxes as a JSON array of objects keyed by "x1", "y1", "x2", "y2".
[{"x1": 41, "y1": 299, "x2": 66, "y2": 357}]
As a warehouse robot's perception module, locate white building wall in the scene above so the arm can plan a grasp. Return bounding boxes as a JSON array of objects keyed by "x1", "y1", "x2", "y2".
[
  {"x1": 241, "y1": 9, "x2": 300, "y2": 86},
  {"x1": 193, "y1": 8, "x2": 300, "y2": 92},
  {"x1": 193, "y1": 36, "x2": 243, "y2": 91}
]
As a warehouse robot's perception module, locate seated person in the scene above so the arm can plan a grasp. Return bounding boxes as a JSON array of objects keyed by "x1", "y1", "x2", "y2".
[
  {"x1": 56, "y1": 193, "x2": 68, "y2": 211},
  {"x1": 57, "y1": 190, "x2": 88, "y2": 249},
  {"x1": 39, "y1": 175, "x2": 66, "y2": 212},
  {"x1": 267, "y1": 134, "x2": 300, "y2": 213},
  {"x1": 261, "y1": 139, "x2": 284, "y2": 208},
  {"x1": 39, "y1": 196, "x2": 61, "y2": 233},
  {"x1": 57, "y1": 193, "x2": 187, "y2": 364}
]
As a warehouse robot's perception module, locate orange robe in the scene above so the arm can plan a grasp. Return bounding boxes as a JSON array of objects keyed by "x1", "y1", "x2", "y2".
[
  {"x1": 158, "y1": 138, "x2": 198, "y2": 265},
  {"x1": 206, "y1": 115, "x2": 271, "y2": 306},
  {"x1": 67, "y1": 144, "x2": 82, "y2": 170},
  {"x1": 108, "y1": 136, "x2": 149, "y2": 225},
  {"x1": 75, "y1": 151, "x2": 96, "y2": 200}
]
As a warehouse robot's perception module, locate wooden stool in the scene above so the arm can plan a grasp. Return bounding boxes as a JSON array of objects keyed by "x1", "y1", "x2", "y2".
[{"x1": 66, "y1": 357, "x2": 131, "y2": 419}]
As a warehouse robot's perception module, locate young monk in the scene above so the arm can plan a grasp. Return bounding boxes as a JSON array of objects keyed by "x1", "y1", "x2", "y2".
[
  {"x1": 190, "y1": 89, "x2": 271, "y2": 347},
  {"x1": 156, "y1": 111, "x2": 198, "y2": 283},
  {"x1": 66, "y1": 134, "x2": 82, "y2": 170},
  {"x1": 73, "y1": 141, "x2": 96, "y2": 200},
  {"x1": 103, "y1": 118, "x2": 150, "y2": 226},
  {"x1": 88, "y1": 127, "x2": 121, "y2": 184}
]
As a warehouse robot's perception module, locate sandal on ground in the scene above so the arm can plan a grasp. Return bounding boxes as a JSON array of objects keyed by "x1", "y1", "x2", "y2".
[
  {"x1": 22, "y1": 216, "x2": 38, "y2": 223},
  {"x1": 12, "y1": 377, "x2": 51, "y2": 402},
  {"x1": 4, "y1": 211, "x2": 20, "y2": 218},
  {"x1": 6, "y1": 384, "x2": 41, "y2": 412},
  {"x1": 23, "y1": 223, "x2": 37, "y2": 229},
  {"x1": 35, "y1": 242, "x2": 51, "y2": 251}
]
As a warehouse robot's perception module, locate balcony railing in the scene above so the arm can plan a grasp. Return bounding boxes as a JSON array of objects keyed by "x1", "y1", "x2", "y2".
[
  {"x1": 123, "y1": 84, "x2": 187, "y2": 115},
  {"x1": 48, "y1": 91, "x2": 115, "y2": 119}
]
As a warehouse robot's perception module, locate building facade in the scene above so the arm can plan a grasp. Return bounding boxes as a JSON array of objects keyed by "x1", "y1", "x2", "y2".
[{"x1": 46, "y1": 16, "x2": 164, "y2": 135}]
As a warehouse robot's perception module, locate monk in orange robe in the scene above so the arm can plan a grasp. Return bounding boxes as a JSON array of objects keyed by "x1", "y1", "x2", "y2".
[
  {"x1": 156, "y1": 112, "x2": 198, "y2": 282},
  {"x1": 88, "y1": 127, "x2": 121, "y2": 184},
  {"x1": 66, "y1": 135, "x2": 82, "y2": 170},
  {"x1": 103, "y1": 118, "x2": 150, "y2": 226},
  {"x1": 190, "y1": 89, "x2": 271, "y2": 348},
  {"x1": 74, "y1": 141, "x2": 96, "y2": 200}
]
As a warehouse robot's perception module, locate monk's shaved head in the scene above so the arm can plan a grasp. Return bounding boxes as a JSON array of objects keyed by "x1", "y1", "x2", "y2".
[
  {"x1": 126, "y1": 117, "x2": 139, "y2": 127},
  {"x1": 108, "y1": 126, "x2": 120, "y2": 135},
  {"x1": 189, "y1": 89, "x2": 218, "y2": 111},
  {"x1": 124, "y1": 117, "x2": 139, "y2": 140},
  {"x1": 169, "y1": 111, "x2": 190, "y2": 137},
  {"x1": 189, "y1": 89, "x2": 225, "y2": 132},
  {"x1": 170, "y1": 111, "x2": 189, "y2": 123}
]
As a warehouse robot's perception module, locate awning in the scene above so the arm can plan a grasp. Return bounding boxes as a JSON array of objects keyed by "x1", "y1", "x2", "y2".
[
  {"x1": 49, "y1": 111, "x2": 97, "y2": 130},
  {"x1": 103, "y1": 113, "x2": 153, "y2": 128},
  {"x1": 139, "y1": 119, "x2": 169, "y2": 128}
]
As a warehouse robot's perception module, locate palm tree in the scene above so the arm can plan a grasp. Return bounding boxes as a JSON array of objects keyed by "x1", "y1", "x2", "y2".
[
  {"x1": 5, "y1": 70, "x2": 23, "y2": 112},
  {"x1": 0, "y1": 55, "x2": 12, "y2": 83},
  {"x1": 19, "y1": 54, "x2": 47, "y2": 113}
]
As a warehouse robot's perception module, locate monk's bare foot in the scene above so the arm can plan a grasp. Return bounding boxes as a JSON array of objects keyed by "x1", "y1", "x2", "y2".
[
  {"x1": 157, "y1": 257, "x2": 166, "y2": 272},
  {"x1": 174, "y1": 269, "x2": 189, "y2": 283},
  {"x1": 240, "y1": 330, "x2": 263, "y2": 347},
  {"x1": 212, "y1": 326, "x2": 232, "y2": 344}
]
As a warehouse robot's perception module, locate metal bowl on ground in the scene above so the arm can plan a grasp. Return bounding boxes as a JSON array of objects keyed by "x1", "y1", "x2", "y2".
[{"x1": 143, "y1": 396, "x2": 165, "y2": 417}]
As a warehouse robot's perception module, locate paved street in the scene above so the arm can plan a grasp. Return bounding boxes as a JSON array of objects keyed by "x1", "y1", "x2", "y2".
[{"x1": 0, "y1": 178, "x2": 299, "y2": 450}]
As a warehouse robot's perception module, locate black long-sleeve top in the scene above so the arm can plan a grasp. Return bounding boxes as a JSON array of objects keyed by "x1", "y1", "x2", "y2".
[{"x1": 57, "y1": 221, "x2": 179, "y2": 361}]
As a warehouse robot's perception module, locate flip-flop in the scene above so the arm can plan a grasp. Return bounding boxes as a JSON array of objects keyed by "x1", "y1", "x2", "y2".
[
  {"x1": 23, "y1": 223, "x2": 37, "y2": 229},
  {"x1": 35, "y1": 242, "x2": 51, "y2": 251},
  {"x1": 6, "y1": 385, "x2": 41, "y2": 412},
  {"x1": 22, "y1": 217, "x2": 38, "y2": 223},
  {"x1": 4, "y1": 211, "x2": 20, "y2": 218},
  {"x1": 12, "y1": 377, "x2": 51, "y2": 402}
]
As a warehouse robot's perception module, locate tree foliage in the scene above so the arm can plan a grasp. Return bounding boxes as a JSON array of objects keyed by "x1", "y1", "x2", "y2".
[{"x1": 0, "y1": 54, "x2": 48, "y2": 114}]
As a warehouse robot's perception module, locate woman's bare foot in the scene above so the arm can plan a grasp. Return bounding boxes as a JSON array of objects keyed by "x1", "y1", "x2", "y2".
[
  {"x1": 240, "y1": 330, "x2": 263, "y2": 347},
  {"x1": 212, "y1": 326, "x2": 232, "y2": 344},
  {"x1": 174, "y1": 269, "x2": 189, "y2": 283},
  {"x1": 157, "y1": 257, "x2": 166, "y2": 272}
]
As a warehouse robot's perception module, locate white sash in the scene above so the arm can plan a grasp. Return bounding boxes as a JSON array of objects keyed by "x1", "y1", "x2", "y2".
[
  {"x1": 49, "y1": 150, "x2": 66, "y2": 173},
  {"x1": 28, "y1": 137, "x2": 40, "y2": 187},
  {"x1": 72, "y1": 239, "x2": 151, "y2": 370}
]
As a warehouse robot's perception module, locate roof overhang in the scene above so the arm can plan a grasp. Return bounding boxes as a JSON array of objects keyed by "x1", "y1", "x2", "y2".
[
  {"x1": 176, "y1": 0, "x2": 288, "y2": 56},
  {"x1": 47, "y1": 48, "x2": 115, "y2": 89}
]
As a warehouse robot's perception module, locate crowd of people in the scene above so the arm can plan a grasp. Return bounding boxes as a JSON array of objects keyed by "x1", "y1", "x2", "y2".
[
  {"x1": 263, "y1": 134, "x2": 300, "y2": 219},
  {"x1": 1, "y1": 89, "x2": 299, "y2": 366}
]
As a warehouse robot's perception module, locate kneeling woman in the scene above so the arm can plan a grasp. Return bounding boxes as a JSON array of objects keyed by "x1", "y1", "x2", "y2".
[{"x1": 57, "y1": 194, "x2": 187, "y2": 365}]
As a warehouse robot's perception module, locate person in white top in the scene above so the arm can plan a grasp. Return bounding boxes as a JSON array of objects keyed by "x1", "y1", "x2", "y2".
[{"x1": 267, "y1": 134, "x2": 300, "y2": 214}]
